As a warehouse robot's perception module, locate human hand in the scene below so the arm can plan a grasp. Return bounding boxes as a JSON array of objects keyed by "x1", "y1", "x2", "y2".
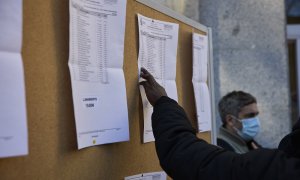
[
  {"x1": 139, "y1": 67, "x2": 167, "y2": 106},
  {"x1": 251, "y1": 142, "x2": 259, "y2": 149}
]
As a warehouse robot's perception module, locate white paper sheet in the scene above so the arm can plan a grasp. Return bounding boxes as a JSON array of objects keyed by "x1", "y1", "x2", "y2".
[
  {"x1": 137, "y1": 14, "x2": 179, "y2": 143},
  {"x1": 192, "y1": 33, "x2": 212, "y2": 132},
  {"x1": 125, "y1": 171, "x2": 167, "y2": 180},
  {"x1": 0, "y1": 0, "x2": 28, "y2": 158},
  {"x1": 69, "y1": 0, "x2": 129, "y2": 149}
]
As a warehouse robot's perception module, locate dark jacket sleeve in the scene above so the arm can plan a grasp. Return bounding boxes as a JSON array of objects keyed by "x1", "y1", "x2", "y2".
[
  {"x1": 152, "y1": 96, "x2": 300, "y2": 180},
  {"x1": 278, "y1": 118, "x2": 300, "y2": 158}
]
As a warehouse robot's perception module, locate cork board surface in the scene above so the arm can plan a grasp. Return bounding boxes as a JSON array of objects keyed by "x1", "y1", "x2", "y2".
[{"x1": 0, "y1": 0, "x2": 211, "y2": 179}]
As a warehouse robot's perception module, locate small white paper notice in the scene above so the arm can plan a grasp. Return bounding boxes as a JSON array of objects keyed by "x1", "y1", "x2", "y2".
[
  {"x1": 192, "y1": 33, "x2": 212, "y2": 132},
  {"x1": 0, "y1": 0, "x2": 28, "y2": 158},
  {"x1": 125, "y1": 171, "x2": 167, "y2": 180},
  {"x1": 69, "y1": 0, "x2": 129, "y2": 149},
  {"x1": 138, "y1": 14, "x2": 179, "y2": 143}
]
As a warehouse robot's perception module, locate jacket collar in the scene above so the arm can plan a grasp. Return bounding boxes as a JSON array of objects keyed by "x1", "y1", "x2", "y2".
[{"x1": 219, "y1": 126, "x2": 247, "y2": 146}]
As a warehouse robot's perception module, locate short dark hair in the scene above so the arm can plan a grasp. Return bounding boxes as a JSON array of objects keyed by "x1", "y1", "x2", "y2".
[{"x1": 218, "y1": 91, "x2": 257, "y2": 124}]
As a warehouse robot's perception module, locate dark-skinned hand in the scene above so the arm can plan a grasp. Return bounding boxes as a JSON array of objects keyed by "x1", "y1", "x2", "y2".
[{"x1": 139, "y1": 67, "x2": 167, "y2": 106}]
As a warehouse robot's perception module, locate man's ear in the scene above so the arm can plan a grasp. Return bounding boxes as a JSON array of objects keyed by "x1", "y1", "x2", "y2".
[{"x1": 225, "y1": 115, "x2": 235, "y2": 126}]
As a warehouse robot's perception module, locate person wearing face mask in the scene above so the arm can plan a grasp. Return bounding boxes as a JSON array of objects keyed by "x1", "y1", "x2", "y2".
[{"x1": 217, "y1": 91, "x2": 262, "y2": 153}]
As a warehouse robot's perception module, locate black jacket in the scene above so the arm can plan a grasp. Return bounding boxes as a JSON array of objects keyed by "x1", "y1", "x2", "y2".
[{"x1": 152, "y1": 96, "x2": 300, "y2": 180}]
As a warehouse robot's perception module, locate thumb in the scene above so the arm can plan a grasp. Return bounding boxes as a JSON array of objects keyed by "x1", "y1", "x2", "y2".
[{"x1": 139, "y1": 81, "x2": 149, "y2": 87}]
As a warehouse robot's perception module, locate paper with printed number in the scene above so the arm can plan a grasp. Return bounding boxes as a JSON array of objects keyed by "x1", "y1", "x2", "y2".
[
  {"x1": 125, "y1": 171, "x2": 167, "y2": 180},
  {"x1": 138, "y1": 14, "x2": 179, "y2": 143},
  {"x1": 0, "y1": 0, "x2": 28, "y2": 158},
  {"x1": 68, "y1": 0, "x2": 129, "y2": 149},
  {"x1": 192, "y1": 33, "x2": 212, "y2": 132}
]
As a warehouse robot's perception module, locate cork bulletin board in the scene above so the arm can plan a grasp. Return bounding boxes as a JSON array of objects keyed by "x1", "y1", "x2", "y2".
[{"x1": 0, "y1": 0, "x2": 213, "y2": 179}]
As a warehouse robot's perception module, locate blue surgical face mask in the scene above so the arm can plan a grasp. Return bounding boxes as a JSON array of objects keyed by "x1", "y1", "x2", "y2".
[{"x1": 234, "y1": 116, "x2": 261, "y2": 141}]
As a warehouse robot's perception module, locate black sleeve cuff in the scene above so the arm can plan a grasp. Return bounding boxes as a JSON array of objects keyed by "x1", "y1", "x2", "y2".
[{"x1": 154, "y1": 96, "x2": 177, "y2": 106}]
